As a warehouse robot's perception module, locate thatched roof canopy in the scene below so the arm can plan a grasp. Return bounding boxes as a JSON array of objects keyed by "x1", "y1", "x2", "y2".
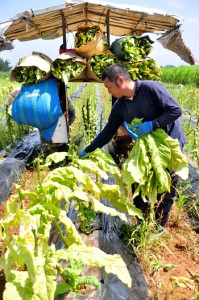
[{"x1": 0, "y1": 0, "x2": 196, "y2": 64}]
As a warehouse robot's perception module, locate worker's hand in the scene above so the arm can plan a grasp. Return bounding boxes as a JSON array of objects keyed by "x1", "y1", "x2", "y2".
[
  {"x1": 131, "y1": 121, "x2": 153, "y2": 137},
  {"x1": 78, "y1": 149, "x2": 87, "y2": 158},
  {"x1": 123, "y1": 121, "x2": 138, "y2": 140}
]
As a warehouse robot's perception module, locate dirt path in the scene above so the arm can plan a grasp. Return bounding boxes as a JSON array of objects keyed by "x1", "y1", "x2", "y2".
[{"x1": 142, "y1": 210, "x2": 199, "y2": 300}]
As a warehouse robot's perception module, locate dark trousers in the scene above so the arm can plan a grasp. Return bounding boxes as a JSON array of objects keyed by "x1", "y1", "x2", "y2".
[{"x1": 132, "y1": 172, "x2": 179, "y2": 227}]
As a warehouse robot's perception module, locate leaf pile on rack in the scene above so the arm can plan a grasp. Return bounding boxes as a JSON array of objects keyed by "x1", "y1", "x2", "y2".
[
  {"x1": 118, "y1": 36, "x2": 153, "y2": 62},
  {"x1": 89, "y1": 51, "x2": 121, "y2": 79},
  {"x1": 120, "y1": 36, "x2": 142, "y2": 61},
  {"x1": 13, "y1": 66, "x2": 47, "y2": 85},
  {"x1": 135, "y1": 36, "x2": 153, "y2": 59},
  {"x1": 124, "y1": 58, "x2": 162, "y2": 81},
  {"x1": 75, "y1": 25, "x2": 103, "y2": 48},
  {"x1": 51, "y1": 59, "x2": 86, "y2": 82}
]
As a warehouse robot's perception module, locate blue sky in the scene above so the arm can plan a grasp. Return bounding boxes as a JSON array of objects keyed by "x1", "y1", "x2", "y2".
[{"x1": 0, "y1": 0, "x2": 198, "y2": 68}]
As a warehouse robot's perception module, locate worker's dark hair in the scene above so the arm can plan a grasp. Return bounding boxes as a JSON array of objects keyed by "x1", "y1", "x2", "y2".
[{"x1": 102, "y1": 64, "x2": 132, "y2": 84}]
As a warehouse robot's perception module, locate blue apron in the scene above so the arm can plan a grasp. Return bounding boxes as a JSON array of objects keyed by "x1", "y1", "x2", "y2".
[{"x1": 12, "y1": 77, "x2": 63, "y2": 142}]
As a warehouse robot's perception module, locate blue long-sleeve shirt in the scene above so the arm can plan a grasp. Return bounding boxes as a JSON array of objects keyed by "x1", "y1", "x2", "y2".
[{"x1": 85, "y1": 79, "x2": 186, "y2": 152}]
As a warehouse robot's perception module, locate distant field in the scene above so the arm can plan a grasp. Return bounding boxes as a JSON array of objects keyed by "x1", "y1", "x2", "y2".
[{"x1": 161, "y1": 65, "x2": 199, "y2": 86}]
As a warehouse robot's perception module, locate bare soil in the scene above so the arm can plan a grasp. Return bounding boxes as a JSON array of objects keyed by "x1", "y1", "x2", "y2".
[
  {"x1": 0, "y1": 171, "x2": 198, "y2": 300},
  {"x1": 142, "y1": 210, "x2": 199, "y2": 300}
]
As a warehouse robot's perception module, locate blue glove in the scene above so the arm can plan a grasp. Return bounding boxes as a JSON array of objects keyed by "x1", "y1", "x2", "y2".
[
  {"x1": 78, "y1": 149, "x2": 87, "y2": 158},
  {"x1": 123, "y1": 121, "x2": 138, "y2": 140},
  {"x1": 131, "y1": 121, "x2": 153, "y2": 137}
]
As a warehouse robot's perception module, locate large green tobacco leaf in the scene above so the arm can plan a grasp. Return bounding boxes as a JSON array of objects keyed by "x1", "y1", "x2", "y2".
[
  {"x1": 144, "y1": 132, "x2": 171, "y2": 193},
  {"x1": 45, "y1": 151, "x2": 68, "y2": 164},
  {"x1": 3, "y1": 271, "x2": 33, "y2": 300},
  {"x1": 89, "y1": 195, "x2": 127, "y2": 222},
  {"x1": 44, "y1": 166, "x2": 85, "y2": 186},
  {"x1": 98, "y1": 183, "x2": 143, "y2": 218},
  {"x1": 3, "y1": 235, "x2": 57, "y2": 300},
  {"x1": 164, "y1": 134, "x2": 189, "y2": 180},
  {"x1": 76, "y1": 159, "x2": 109, "y2": 180},
  {"x1": 52, "y1": 204, "x2": 84, "y2": 246},
  {"x1": 123, "y1": 138, "x2": 150, "y2": 185},
  {"x1": 41, "y1": 181, "x2": 73, "y2": 207},
  {"x1": 32, "y1": 202, "x2": 84, "y2": 247},
  {"x1": 97, "y1": 182, "x2": 120, "y2": 200},
  {"x1": 32, "y1": 253, "x2": 57, "y2": 300},
  {"x1": 4, "y1": 251, "x2": 57, "y2": 300},
  {"x1": 87, "y1": 149, "x2": 121, "y2": 177},
  {"x1": 56, "y1": 244, "x2": 132, "y2": 288},
  {"x1": 45, "y1": 166, "x2": 100, "y2": 194},
  {"x1": 148, "y1": 129, "x2": 188, "y2": 180},
  {"x1": 123, "y1": 129, "x2": 189, "y2": 203},
  {"x1": 86, "y1": 149, "x2": 128, "y2": 196},
  {"x1": 70, "y1": 186, "x2": 128, "y2": 222},
  {"x1": 44, "y1": 166, "x2": 100, "y2": 197}
]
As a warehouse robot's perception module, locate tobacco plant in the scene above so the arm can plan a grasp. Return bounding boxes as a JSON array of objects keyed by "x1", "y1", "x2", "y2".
[
  {"x1": 82, "y1": 94, "x2": 97, "y2": 143},
  {"x1": 0, "y1": 148, "x2": 143, "y2": 299}
]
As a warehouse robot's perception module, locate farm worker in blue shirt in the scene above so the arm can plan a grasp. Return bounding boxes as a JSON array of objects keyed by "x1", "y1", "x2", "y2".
[{"x1": 78, "y1": 64, "x2": 186, "y2": 230}]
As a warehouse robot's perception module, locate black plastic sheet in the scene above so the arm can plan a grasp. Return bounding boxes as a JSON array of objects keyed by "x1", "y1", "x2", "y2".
[
  {"x1": 0, "y1": 130, "x2": 42, "y2": 204},
  {"x1": 52, "y1": 175, "x2": 149, "y2": 300},
  {"x1": 4, "y1": 130, "x2": 42, "y2": 164},
  {"x1": 0, "y1": 157, "x2": 25, "y2": 204}
]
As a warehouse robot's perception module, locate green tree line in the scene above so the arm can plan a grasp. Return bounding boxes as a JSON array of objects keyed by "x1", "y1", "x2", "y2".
[{"x1": 0, "y1": 58, "x2": 12, "y2": 72}]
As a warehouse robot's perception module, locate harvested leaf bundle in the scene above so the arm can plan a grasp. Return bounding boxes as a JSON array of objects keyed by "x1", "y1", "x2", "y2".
[
  {"x1": 75, "y1": 25, "x2": 107, "y2": 58},
  {"x1": 75, "y1": 25, "x2": 102, "y2": 48},
  {"x1": 10, "y1": 54, "x2": 52, "y2": 85},
  {"x1": 87, "y1": 51, "x2": 121, "y2": 82},
  {"x1": 136, "y1": 36, "x2": 153, "y2": 59},
  {"x1": 122, "y1": 129, "x2": 189, "y2": 203},
  {"x1": 124, "y1": 58, "x2": 162, "y2": 81},
  {"x1": 51, "y1": 52, "x2": 86, "y2": 84},
  {"x1": 12, "y1": 66, "x2": 47, "y2": 85},
  {"x1": 111, "y1": 35, "x2": 153, "y2": 62}
]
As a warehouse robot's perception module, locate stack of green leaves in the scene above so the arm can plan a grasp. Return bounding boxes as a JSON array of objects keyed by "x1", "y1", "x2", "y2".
[
  {"x1": 136, "y1": 37, "x2": 153, "y2": 59},
  {"x1": 124, "y1": 58, "x2": 162, "y2": 81},
  {"x1": 120, "y1": 36, "x2": 152, "y2": 62},
  {"x1": 122, "y1": 128, "x2": 189, "y2": 203},
  {"x1": 13, "y1": 66, "x2": 47, "y2": 85},
  {"x1": 75, "y1": 25, "x2": 102, "y2": 48},
  {"x1": 120, "y1": 36, "x2": 142, "y2": 61},
  {"x1": 51, "y1": 59, "x2": 86, "y2": 82},
  {"x1": 89, "y1": 52, "x2": 121, "y2": 79}
]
